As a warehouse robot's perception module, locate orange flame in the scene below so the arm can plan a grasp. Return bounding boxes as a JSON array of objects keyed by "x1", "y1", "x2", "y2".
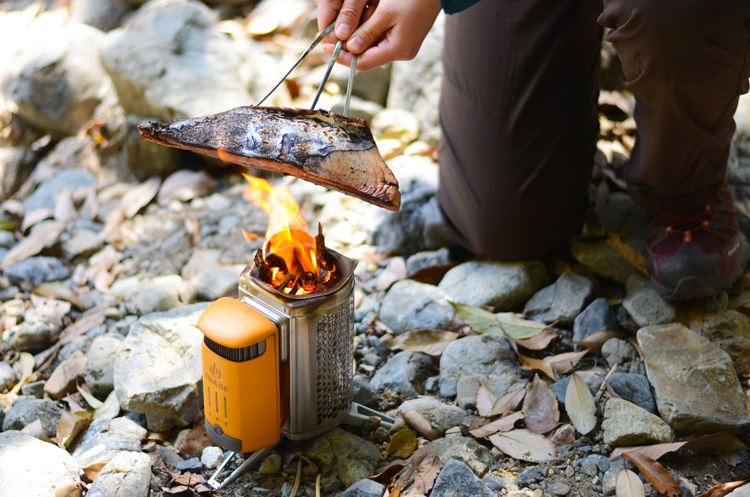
[{"x1": 242, "y1": 174, "x2": 317, "y2": 292}]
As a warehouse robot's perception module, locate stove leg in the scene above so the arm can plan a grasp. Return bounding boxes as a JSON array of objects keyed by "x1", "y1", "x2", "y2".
[
  {"x1": 206, "y1": 451, "x2": 237, "y2": 490},
  {"x1": 344, "y1": 402, "x2": 396, "y2": 430},
  {"x1": 217, "y1": 445, "x2": 276, "y2": 490}
]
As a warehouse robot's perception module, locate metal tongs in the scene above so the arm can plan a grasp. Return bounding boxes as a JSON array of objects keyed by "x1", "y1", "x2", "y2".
[{"x1": 256, "y1": 22, "x2": 358, "y2": 116}]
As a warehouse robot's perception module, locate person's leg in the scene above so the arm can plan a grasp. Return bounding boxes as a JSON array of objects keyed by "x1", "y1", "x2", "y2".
[
  {"x1": 599, "y1": 0, "x2": 750, "y2": 299},
  {"x1": 437, "y1": 0, "x2": 602, "y2": 261}
]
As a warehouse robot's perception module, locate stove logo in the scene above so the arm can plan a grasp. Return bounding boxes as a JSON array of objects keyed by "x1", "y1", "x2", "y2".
[{"x1": 210, "y1": 363, "x2": 221, "y2": 379}]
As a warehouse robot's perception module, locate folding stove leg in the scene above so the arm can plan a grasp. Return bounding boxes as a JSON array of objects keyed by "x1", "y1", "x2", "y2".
[
  {"x1": 344, "y1": 402, "x2": 396, "y2": 430},
  {"x1": 206, "y1": 444, "x2": 277, "y2": 490}
]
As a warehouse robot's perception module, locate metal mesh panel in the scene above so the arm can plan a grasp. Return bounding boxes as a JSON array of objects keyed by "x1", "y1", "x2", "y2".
[{"x1": 315, "y1": 295, "x2": 354, "y2": 423}]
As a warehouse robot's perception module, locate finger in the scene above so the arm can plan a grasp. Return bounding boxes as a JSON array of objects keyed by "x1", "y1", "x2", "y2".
[
  {"x1": 315, "y1": 0, "x2": 343, "y2": 33},
  {"x1": 345, "y1": 7, "x2": 392, "y2": 54},
  {"x1": 334, "y1": 0, "x2": 369, "y2": 39},
  {"x1": 319, "y1": 42, "x2": 357, "y2": 68}
]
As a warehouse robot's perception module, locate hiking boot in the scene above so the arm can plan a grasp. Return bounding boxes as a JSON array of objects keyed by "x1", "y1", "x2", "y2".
[{"x1": 646, "y1": 181, "x2": 748, "y2": 300}]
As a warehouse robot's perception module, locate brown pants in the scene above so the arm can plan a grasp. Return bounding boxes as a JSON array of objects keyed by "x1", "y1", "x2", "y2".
[{"x1": 437, "y1": 0, "x2": 750, "y2": 260}]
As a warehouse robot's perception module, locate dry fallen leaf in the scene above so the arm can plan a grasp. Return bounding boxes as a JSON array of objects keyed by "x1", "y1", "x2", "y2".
[
  {"x1": 573, "y1": 330, "x2": 619, "y2": 355},
  {"x1": 517, "y1": 353, "x2": 559, "y2": 381},
  {"x1": 488, "y1": 429, "x2": 556, "y2": 463},
  {"x1": 523, "y1": 374, "x2": 560, "y2": 422},
  {"x1": 8, "y1": 351, "x2": 35, "y2": 396},
  {"x1": 122, "y1": 176, "x2": 161, "y2": 218},
  {"x1": 403, "y1": 410, "x2": 438, "y2": 440},
  {"x1": 469, "y1": 411, "x2": 524, "y2": 438},
  {"x1": 82, "y1": 461, "x2": 108, "y2": 482},
  {"x1": 545, "y1": 349, "x2": 589, "y2": 375},
  {"x1": 388, "y1": 329, "x2": 458, "y2": 357},
  {"x1": 98, "y1": 207, "x2": 125, "y2": 244},
  {"x1": 388, "y1": 429, "x2": 418, "y2": 460},
  {"x1": 624, "y1": 451, "x2": 681, "y2": 497},
  {"x1": 451, "y1": 302, "x2": 548, "y2": 340},
  {"x1": 674, "y1": 299, "x2": 704, "y2": 335},
  {"x1": 367, "y1": 463, "x2": 405, "y2": 486},
  {"x1": 21, "y1": 207, "x2": 54, "y2": 233},
  {"x1": 698, "y1": 481, "x2": 749, "y2": 497},
  {"x1": 476, "y1": 382, "x2": 499, "y2": 417},
  {"x1": 607, "y1": 233, "x2": 648, "y2": 276},
  {"x1": 565, "y1": 372, "x2": 596, "y2": 435},
  {"x1": 406, "y1": 455, "x2": 442, "y2": 497},
  {"x1": 490, "y1": 387, "x2": 526, "y2": 416},
  {"x1": 77, "y1": 384, "x2": 103, "y2": 409},
  {"x1": 0, "y1": 220, "x2": 66, "y2": 270},
  {"x1": 53, "y1": 481, "x2": 86, "y2": 497},
  {"x1": 616, "y1": 469, "x2": 645, "y2": 497},
  {"x1": 54, "y1": 186, "x2": 77, "y2": 222},
  {"x1": 33, "y1": 282, "x2": 84, "y2": 310},
  {"x1": 610, "y1": 432, "x2": 749, "y2": 461},
  {"x1": 521, "y1": 415, "x2": 559, "y2": 435},
  {"x1": 513, "y1": 329, "x2": 559, "y2": 351},
  {"x1": 55, "y1": 410, "x2": 92, "y2": 449},
  {"x1": 157, "y1": 170, "x2": 218, "y2": 205}
]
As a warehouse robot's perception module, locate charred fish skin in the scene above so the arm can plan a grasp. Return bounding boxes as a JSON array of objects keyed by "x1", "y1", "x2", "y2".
[{"x1": 138, "y1": 106, "x2": 401, "y2": 211}]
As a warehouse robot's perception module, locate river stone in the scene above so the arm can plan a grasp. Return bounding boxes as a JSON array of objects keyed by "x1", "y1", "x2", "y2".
[
  {"x1": 569, "y1": 239, "x2": 641, "y2": 285},
  {"x1": 70, "y1": 0, "x2": 132, "y2": 32},
  {"x1": 601, "y1": 338, "x2": 645, "y2": 375},
  {"x1": 23, "y1": 168, "x2": 98, "y2": 212},
  {"x1": 523, "y1": 272, "x2": 595, "y2": 326},
  {"x1": 120, "y1": 114, "x2": 181, "y2": 180},
  {"x1": 398, "y1": 397, "x2": 467, "y2": 435},
  {"x1": 412, "y1": 437, "x2": 493, "y2": 479},
  {"x1": 0, "y1": 431, "x2": 79, "y2": 497},
  {"x1": 431, "y1": 459, "x2": 494, "y2": 497},
  {"x1": 101, "y1": 0, "x2": 250, "y2": 122},
  {"x1": 84, "y1": 333, "x2": 124, "y2": 398},
  {"x1": 573, "y1": 298, "x2": 617, "y2": 343},
  {"x1": 2, "y1": 397, "x2": 62, "y2": 437},
  {"x1": 3, "y1": 256, "x2": 70, "y2": 286},
  {"x1": 342, "y1": 479, "x2": 386, "y2": 497},
  {"x1": 70, "y1": 416, "x2": 147, "y2": 467},
  {"x1": 440, "y1": 335, "x2": 526, "y2": 398},
  {"x1": 379, "y1": 279, "x2": 453, "y2": 334},
  {"x1": 2, "y1": 307, "x2": 61, "y2": 352},
  {"x1": 608, "y1": 372, "x2": 656, "y2": 413},
  {"x1": 0, "y1": 362, "x2": 16, "y2": 391},
  {"x1": 190, "y1": 264, "x2": 245, "y2": 301},
  {"x1": 438, "y1": 260, "x2": 548, "y2": 311},
  {"x1": 602, "y1": 398, "x2": 675, "y2": 447},
  {"x1": 702, "y1": 310, "x2": 750, "y2": 376},
  {"x1": 1, "y1": 22, "x2": 110, "y2": 136},
  {"x1": 121, "y1": 274, "x2": 197, "y2": 316},
  {"x1": 623, "y1": 274, "x2": 675, "y2": 328},
  {"x1": 86, "y1": 451, "x2": 151, "y2": 497},
  {"x1": 0, "y1": 146, "x2": 36, "y2": 202},
  {"x1": 303, "y1": 428, "x2": 381, "y2": 486},
  {"x1": 113, "y1": 302, "x2": 208, "y2": 431},
  {"x1": 637, "y1": 324, "x2": 750, "y2": 434},
  {"x1": 369, "y1": 351, "x2": 435, "y2": 398}
]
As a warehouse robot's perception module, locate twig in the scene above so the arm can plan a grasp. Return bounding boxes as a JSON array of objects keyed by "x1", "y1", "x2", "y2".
[
  {"x1": 315, "y1": 474, "x2": 321, "y2": 497},
  {"x1": 290, "y1": 459, "x2": 302, "y2": 497},
  {"x1": 595, "y1": 364, "x2": 619, "y2": 402}
]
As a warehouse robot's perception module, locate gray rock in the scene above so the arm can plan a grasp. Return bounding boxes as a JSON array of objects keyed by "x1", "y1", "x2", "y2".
[
  {"x1": 638, "y1": 324, "x2": 750, "y2": 434},
  {"x1": 85, "y1": 451, "x2": 151, "y2": 497},
  {"x1": 303, "y1": 428, "x2": 381, "y2": 487},
  {"x1": 550, "y1": 369, "x2": 605, "y2": 404},
  {"x1": 439, "y1": 260, "x2": 548, "y2": 311},
  {"x1": 70, "y1": 0, "x2": 132, "y2": 32},
  {"x1": 176, "y1": 457, "x2": 202, "y2": 472},
  {"x1": 120, "y1": 114, "x2": 181, "y2": 180},
  {"x1": 334, "y1": 64, "x2": 391, "y2": 107},
  {"x1": 341, "y1": 478, "x2": 386, "y2": 497},
  {"x1": 60, "y1": 228, "x2": 103, "y2": 260},
  {"x1": 726, "y1": 484, "x2": 750, "y2": 497},
  {"x1": 703, "y1": 310, "x2": 750, "y2": 376},
  {"x1": 397, "y1": 397, "x2": 466, "y2": 435},
  {"x1": 438, "y1": 376, "x2": 458, "y2": 398},
  {"x1": 369, "y1": 351, "x2": 435, "y2": 398},
  {"x1": 353, "y1": 375, "x2": 377, "y2": 407},
  {"x1": 602, "y1": 459, "x2": 638, "y2": 496},
  {"x1": 406, "y1": 248, "x2": 452, "y2": 275},
  {"x1": 0, "y1": 146, "x2": 35, "y2": 201},
  {"x1": 608, "y1": 372, "x2": 656, "y2": 413},
  {"x1": 523, "y1": 272, "x2": 595, "y2": 326},
  {"x1": 156, "y1": 445, "x2": 183, "y2": 470},
  {"x1": 70, "y1": 416, "x2": 147, "y2": 467},
  {"x1": 0, "y1": 362, "x2": 17, "y2": 391},
  {"x1": 114, "y1": 303, "x2": 208, "y2": 431},
  {"x1": 580, "y1": 454, "x2": 611, "y2": 476},
  {"x1": 330, "y1": 95, "x2": 383, "y2": 122},
  {"x1": 573, "y1": 298, "x2": 617, "y2": 343},
  {"x1": 201, "y1": 446, "x2": 224, "y2": 468},
  {"x1": 2, "y1": 397, "x2": 62, "y2": 437},
  {"x1": 622, "y1": 274, "x2": 675, "y2": 328},
  {"x1": 0, "y1": 431, "x2": 79, "y2": 497},
  {"x1": 387, "y1": 13, "x2": 444, "y2": 144},
  {"x1": 117, "y1": 274, "x2": 197, "y2": 316},
  {"x1": 101, "y1": 0, "x2": 250, "y2": 122},
  {"x1": 44, "y1": 349, "x2": 87, "y2": 399},
  {"x1": 411, "y1": 437, "x2": 492, "y2": 477},
  {"x1": 602, "y1": 398, "x2": 675, "y2": 448},
  {"x1": 190, "y1": 264, "x2": 244, "y2": 301},
  {"x1": 420, "y1": 196, "x2": 458, "y2": 250},
  {"x1": 569, "y1": 239, "x2": 642, "y2": 285},
  {"x1": 3, "y1": 256, "x2": 70, "y2": 286},
  {"x1": 430, "y1": 459, "x2": 494, "y2": 497},
  {"x1": 483, "y1": 475, "x2": 513, "y2": 491},
  {"x1": 374, "y1": 257, "x2": 407, "y2": 292},
  {"x1": 20, "y1": 379, "x2": 45, "y2": 398},
  {"x1": 84, "y1": 333, "x2": 124, "y2": 398},
  {"x1": 1, "y1": 22, "x2": 111, "y2": 135},
  {"x1": 0, "y1": 229, "x2": 15, "y2": 248},
  {"x1": 601, "y1": 338, "x2": 645, "y2": 375},
  {"x1": 258, "y1": 453, "x2": 282, "y2": 475},
  {"x1": 440, "y1": 335, "x2": 526, "y2": 398},
  {"x1": 456, "y1": 376, "x2": 480, "y2": 410},
  {"x1": 516, "y1": 465, "x2": 546, "y2": 485},
  {"x1": 549, "y1": 482, "x2": 572, "y2": 496},
  {"x1": 379, "y1": 279, "x2": 453, "y2": 335}
]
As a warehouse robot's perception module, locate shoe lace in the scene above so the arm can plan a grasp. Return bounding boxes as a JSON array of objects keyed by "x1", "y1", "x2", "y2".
[{"x1": 658, "y1": 205, "x2": 711, "y2": 243}]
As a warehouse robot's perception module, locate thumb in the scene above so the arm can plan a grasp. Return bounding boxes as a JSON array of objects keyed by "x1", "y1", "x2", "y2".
[{"x1": 345, "y1": 9, "x2": 392, "y2": 54}]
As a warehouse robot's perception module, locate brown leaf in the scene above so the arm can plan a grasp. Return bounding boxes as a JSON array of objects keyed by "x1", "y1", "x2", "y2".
[
  {"x1": 403, "y1": 410, "x2": 438, "y2": 440},
  {"x1": 698, "y1": 481, "x2": 749, "y2": 497},
  {"x1": 606, "y1": 233, "x2": 648, "y2": 276},
  {"x1": 21, "y1": 207, "x2": 54, "y2": 233},
  {"x1": 616, "y1": 469, "x2": 645, "y2": 497},
  {"x1": 33, "y1": 282, "x2": 84, "y2": 310},
  {"x1": 122, "y1": 177, "x2": 161, "y2": 218},
  {"x1": 490, "y1": 387, "x2": 526, "y2": 416},
  {"x1": 388, "y1": 329, "x2": 458, "y2": 357},
  {"x1": 53, "y1": 481, "x2": 86, "y2": 497},
  {"x1": 682, "y1": 432, "x2": 748, "y2": 453},
  {"x1": 674, "y1": 299, "x2": 704, "y2": 335},
  {"x1": 476, "y1": 382, "x2": 499, "y2": 417},
  {"x1": 523, "y1": 374, "x2": 560, "y2": 422},
  {"x1": 55, "y1": 410, "x2": 92, "y2": 449},
  {"x1": 406, "y1": 455, "x2": 442, "y2": 497},
  {"x1": 469, "y1": 411, "x2": 525, "y2": 438},
  {"x1": 517, "y1": 353, "x2": 558, "y2": 381},
  {"x1": 0, "y1": 220, "x2": 66, "y2": 270},
  {"x1": 545, "y1": 349, "x2": 589, "y2": 375},
  {"x1": 82, "y1": 462, "x2": 108, "y2": 482},
  {"x1": 185, "y1": 217, "x2": 201, "y2": 247},
  {"x1": 623, "y1": 452, "x2": 681, "y2": 496},
  {"x1": 157, "y1": 170, "x2": 218, "y2": 205},
  {"x1": 179, "y1": 422, "x2": 213, "y2": 459},
  {"x1": 368, "y1": 463, "x2": 405, "y2": 485},
  {"x1": 565, "y1": 372, "x2": 596, "y2": 435},
  {"x1": 30, "y1": 294, "x2": 70, "y2": 326},
  {"x1": 407, "y1": 263, "x2": 459, "y2": 285},
  {"x1": 489, "y1": 429, "x2": 556, "y2": 463},
  {"x1": 162, "y1": 485, "x2": 194, "y2": 497},
  {"x1": 387, "y1": 429, "x2": 418, "y2": 459},
  {"x1": 98, "y1": 207, "x2": 125, "y2": 244},
  {"x1": 573, "y1": 330, "x2": 620, "y2": 355},
  {"x1": 174, "y1": 473, "x2": 207, "y2": 486},
  {"x1": 513, "y1": 329, "x2": 559, "y2": 351},
  {"x1": 521, "y1": 415, "x2": 559, "y2": 435}
]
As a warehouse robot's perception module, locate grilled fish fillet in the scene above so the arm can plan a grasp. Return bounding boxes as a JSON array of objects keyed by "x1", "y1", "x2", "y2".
[{"x1": 138, "y1": 106, "x2": 400, "y2": 211}]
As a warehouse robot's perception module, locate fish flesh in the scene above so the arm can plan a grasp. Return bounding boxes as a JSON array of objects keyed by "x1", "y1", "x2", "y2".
[{"x1": 138, "y1": 106, "x2": 401, "y2": 211}]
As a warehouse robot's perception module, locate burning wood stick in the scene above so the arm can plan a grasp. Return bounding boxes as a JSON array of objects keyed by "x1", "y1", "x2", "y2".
[{"x1": 138, "y1": 106, "x2": 401, "y2": 211}]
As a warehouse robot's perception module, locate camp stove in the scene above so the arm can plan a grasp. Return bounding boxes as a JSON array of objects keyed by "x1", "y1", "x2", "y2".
[{"x1": 198, "y1": 247, "x2": 393, "y2": 489}]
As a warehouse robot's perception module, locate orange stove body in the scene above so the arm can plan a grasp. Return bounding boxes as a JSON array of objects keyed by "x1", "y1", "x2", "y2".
[{"x1": 198, "y1": 297, "x2": 281, "y2": 453}]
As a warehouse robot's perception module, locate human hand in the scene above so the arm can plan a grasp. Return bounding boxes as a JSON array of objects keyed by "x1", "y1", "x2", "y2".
[{"x1": 314, "y1": 0, "x2": 442, "y2": 71}]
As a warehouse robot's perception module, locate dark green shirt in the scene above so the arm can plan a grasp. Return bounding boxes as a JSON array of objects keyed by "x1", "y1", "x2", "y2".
[{"x1": 441, "y1": 0, "x2": 481, "y2": 14}]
